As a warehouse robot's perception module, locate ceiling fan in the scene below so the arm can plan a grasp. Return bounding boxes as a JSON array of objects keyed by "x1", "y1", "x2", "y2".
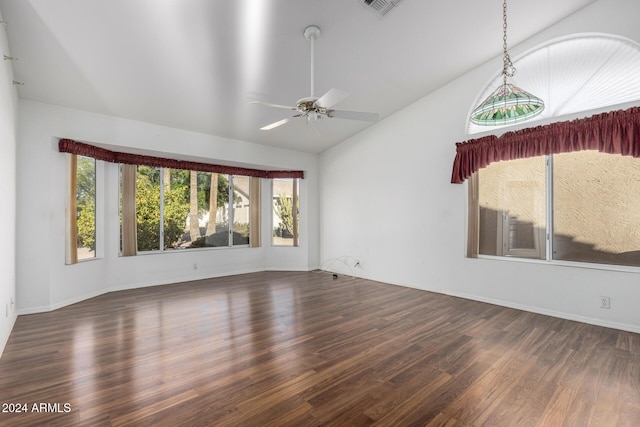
[{"x1": 252, "y1": 25, "x2": 380, "y2": 131}]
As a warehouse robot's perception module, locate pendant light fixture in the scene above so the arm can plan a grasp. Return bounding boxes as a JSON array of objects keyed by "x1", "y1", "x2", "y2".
[{"x1": 470, "y1": 0, "x2": 544, "y2": 126}]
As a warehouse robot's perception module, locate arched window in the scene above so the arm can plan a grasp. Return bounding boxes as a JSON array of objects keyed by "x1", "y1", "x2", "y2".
[{"x1": 468, "y1": 33, "x2": 640, "y2": 135}]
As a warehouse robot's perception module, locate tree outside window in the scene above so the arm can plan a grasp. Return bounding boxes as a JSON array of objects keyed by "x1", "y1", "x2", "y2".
[
  {"x1": 128, "y1": 167, "x2": 250, "y2": 252},
  {"x1": 75, "y1": 156, "x2": 96, "y2": 260},
  {"x1": 272, "y1": 178, "x2": 299, "y2": 247}
]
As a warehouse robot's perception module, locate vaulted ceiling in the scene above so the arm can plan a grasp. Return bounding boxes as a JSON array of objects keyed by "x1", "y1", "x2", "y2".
[{"x1": 0, "y1": 0, "x2": 598, "y2": 153}]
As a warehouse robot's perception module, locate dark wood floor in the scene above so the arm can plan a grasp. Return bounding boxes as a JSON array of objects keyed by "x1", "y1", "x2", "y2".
[{"x1": 1, "y1": 271, "x2": 639, "y2": 426}]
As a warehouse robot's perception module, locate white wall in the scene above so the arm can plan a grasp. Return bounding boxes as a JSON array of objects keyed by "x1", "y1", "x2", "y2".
[
  {"x1": 319, "y1": 0, "x2": 640, "y2": 333},
  {"x1": 16, "y1": 100, "x2": 319, "y2": 314},
  {"x1": 0, "y1": 7, "x2": 18, "y2": 356}
]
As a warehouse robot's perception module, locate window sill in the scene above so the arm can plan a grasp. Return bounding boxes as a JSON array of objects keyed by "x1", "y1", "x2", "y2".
[
  {"x1": 66, "y1": 256, "x2": 101, "y2": 265},
  {"x1": 123, "y1": 245, "x2": 253, "y2": 256}
]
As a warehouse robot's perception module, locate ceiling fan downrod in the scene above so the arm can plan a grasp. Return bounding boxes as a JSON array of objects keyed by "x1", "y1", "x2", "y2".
[{"x1": 303, "y1": 25, "x2": 320, "y2": 99}]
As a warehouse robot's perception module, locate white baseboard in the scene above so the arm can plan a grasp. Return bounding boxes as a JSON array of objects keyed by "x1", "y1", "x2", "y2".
[
  {"x1": 0, "y1": 314, "x2": 18, "y2": 358},
  {"x1": 106, "y1": 267, "x2": 266, "y2": 293},
  {"x1": 18, "y1": 288, "x2": 108, "y2": 315},
  {"x1": 264, "y1": 266, "x2": 315, "y2": 272},
  {"x1": 320, "y1": 268, "x2": 640, "y2": 334},
  {"x1": 17, "y1": 267, "x2": 279, "y2": 315},
  {"x1": 443, "y1": 290, "x2": 640, "y2": 334}
]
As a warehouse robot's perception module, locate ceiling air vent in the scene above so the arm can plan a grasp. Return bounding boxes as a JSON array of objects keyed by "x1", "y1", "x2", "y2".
[{"x1": 362, "y1": 0, "x2": 403, "y2": 18}]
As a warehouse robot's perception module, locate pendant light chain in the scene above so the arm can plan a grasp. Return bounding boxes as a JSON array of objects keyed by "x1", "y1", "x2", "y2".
[
  {"x1": 502, "y1": 0, "x2": 516, "y2": 85},
  {"x1": 469, "y1": 0, "x2": 544, "y2": 126}
]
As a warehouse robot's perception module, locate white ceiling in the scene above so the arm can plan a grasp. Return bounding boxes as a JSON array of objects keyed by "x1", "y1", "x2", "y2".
[{"x1": 0, "y1": 0, "x2": 598, "y2": 153}]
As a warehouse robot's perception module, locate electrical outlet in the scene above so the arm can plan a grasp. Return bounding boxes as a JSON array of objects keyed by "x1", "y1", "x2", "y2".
[{"x1": 600, "y1": 296, "x2": 611, "y2": 309}]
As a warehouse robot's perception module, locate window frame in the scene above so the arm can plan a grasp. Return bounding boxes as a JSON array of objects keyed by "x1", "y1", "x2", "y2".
[
  {"x1": 271, "y1": 178, "x2": 300, "y2": 247},
  {"x1": 473, "y1": 152, "x2": 640, "y2": 273}
]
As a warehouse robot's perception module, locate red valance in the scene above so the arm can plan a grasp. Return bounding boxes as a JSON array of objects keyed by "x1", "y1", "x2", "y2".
[
  {"x1": 58, "y1": 139, "x2": 304, "y2": 179},
  {"x1": 451, "y1": 106, "x2": 640, "y2": 183}
]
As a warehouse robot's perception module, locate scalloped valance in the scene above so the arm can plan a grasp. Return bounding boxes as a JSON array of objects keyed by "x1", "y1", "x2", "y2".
[
  {"x1": 58, "y1": 139, "x2": 304, "y2": 179},
  {"x1": 451, "y1": 106, "x2": 640, "y2": 183}
]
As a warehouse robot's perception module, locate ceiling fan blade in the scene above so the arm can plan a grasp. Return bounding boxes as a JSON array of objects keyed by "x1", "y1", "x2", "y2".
[
  {"x1": 260, "y1": 117, "x2": 292, "y2": 130},
  {"x1": 328, "y1": 109, "x2": 379, "y2": 122},
  {"x1": 315, "y1": 88, "x2": 349, "y2": 109},
  {"x1": 250, "y1": 101, "x2": 296, "y2": 110}
]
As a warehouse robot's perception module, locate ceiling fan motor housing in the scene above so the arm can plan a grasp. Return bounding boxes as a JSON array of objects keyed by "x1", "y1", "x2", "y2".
[{"x1": 296, "y1": 97, "x2": 327, "y2": 115}]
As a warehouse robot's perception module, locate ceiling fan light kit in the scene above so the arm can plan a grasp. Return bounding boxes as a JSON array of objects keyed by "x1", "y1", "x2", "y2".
[
  {"x1": 470, "y1": 0, "x2": 544, "y2": 126},
  {"x1": 252, "y1": 25, "x2": 379, "y2": 131}
]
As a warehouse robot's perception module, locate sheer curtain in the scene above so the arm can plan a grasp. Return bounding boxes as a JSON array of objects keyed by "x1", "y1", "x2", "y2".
[
  {"x1": 121, "y1": 164, "x2": 138, "y2": 256},
  {"x1": 249, "y1": 177, "x2": 261, "y2": 248},
  {"x1": 466, "y1": 173, "x2": 479, "y2": 258},
  {"x1": 66, "y1": 154, "x2": 79, "y2": 264}
]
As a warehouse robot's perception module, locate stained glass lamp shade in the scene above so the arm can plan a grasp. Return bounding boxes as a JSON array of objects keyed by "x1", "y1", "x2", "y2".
[{"x1": 470, "y1": 83, "x2": 545, "y2": 126}]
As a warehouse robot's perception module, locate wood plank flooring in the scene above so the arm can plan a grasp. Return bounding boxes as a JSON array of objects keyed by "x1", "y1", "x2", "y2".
[{"x1": 1, "y1": 271, "x2": 639, "y2": 426}]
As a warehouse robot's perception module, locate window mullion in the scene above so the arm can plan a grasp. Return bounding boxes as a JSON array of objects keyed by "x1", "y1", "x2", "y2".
[
  {"x1": 228, "y1": 176, "x2": 234, "y2": 247},
  {"x1": 545, "y1": 155, "x2": 553, "y2": 261},
  {"x1": 159, "y1": 167, "x2": 165, "y2": 251}
]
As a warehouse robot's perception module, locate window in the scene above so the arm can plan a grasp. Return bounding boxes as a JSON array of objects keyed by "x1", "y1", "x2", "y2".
[
  {"x1": 135, "y1": 165, "x2": 161, "y2": 251},
  {"x1": 552, "y1": 151, "x2": 640, "y2": 266},
  {"x1": 476, "y1": 151, "x2": 640, "y2": 268},
  {"x1": 60, "y1": 139, "x2": 301, "y2": 256},
  {"x1": 120, "y1": 166, "x2": 254, "y2": 254},
  {"x1": 67, "y1": 155, "x2": 96, "y2": 263},
  {"x1": 479, "y1": 156, "x2": 546, "y2": 259},
  {"x1": 230, "y1": 175, "x2": 251, "y2": 246},
  {"x1": 467, "y1": 34, "x2": 640, "y2": 136},
  {"x1": 272, "y1": 178, "x2": 299, "y2": 246},
  {"x1": 76, "y1": 156, "x2": 96, "y2": 260}
]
